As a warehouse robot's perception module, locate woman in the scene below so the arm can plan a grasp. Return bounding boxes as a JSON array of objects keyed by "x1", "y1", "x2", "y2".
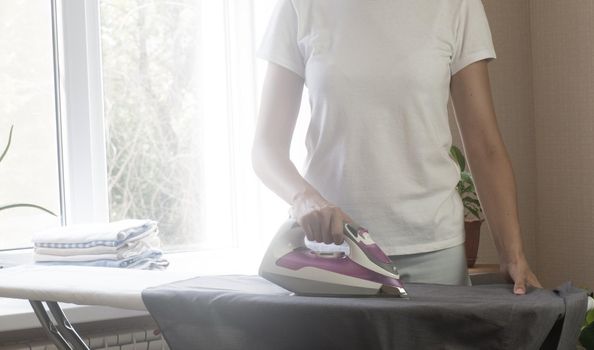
[{"x1": 252, "y1": 0, "x2": 541, "y2": 294}]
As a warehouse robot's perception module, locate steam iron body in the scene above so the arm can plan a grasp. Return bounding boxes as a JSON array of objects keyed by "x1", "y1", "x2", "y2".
[{"x1": 259, "y1": 219, "x2": 408, "y2": 297}]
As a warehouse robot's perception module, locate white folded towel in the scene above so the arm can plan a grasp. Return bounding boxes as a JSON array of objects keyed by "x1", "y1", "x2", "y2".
[
  {"x1": 32, "y1": 219, "x2": 157, "y2": 248},
  {"x1": 34, "y1": 231, "x2": 160, "y2": 257},
  {"x1": 35, "y1": 249, "x2": 169, "y2": 270},
  {"x1": 33, "y1": 247, "x2": 163, "y2": 262}
]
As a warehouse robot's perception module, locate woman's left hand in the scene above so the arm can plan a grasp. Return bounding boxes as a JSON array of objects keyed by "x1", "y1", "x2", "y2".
[{"x1": 500, "y1": 257, "x2": 543, "y2": 295}]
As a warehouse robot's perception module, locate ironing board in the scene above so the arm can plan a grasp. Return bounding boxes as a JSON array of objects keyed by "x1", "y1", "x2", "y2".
[
  {"x1": 142, "y1": 276, "x2": 587, "y2": 350},
  {"x1": 0, "y1": 264, "x2": 198, "y2": 349},
  {"x1": 0, "y1": 265, "x2": 588, "y2": 350}
]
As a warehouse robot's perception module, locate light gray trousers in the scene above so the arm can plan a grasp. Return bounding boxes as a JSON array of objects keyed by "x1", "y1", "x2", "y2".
[{"x1": 389, "y1": 242, "x2": 472, "y2": 286}]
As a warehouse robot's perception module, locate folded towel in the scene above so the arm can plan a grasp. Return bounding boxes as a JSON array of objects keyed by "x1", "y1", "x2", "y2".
[
  {"x1": 34, "y1": 231, "x2": 161, "y2": 257},
  {"x1": 34, "y1": 249, "x2": 169, "y2": 270},
  {"x1": 32, "y1": 219, "x2": 157, "y2": 249},
  {"x1": 32, "y1": 219, "x2": 169, "y2": 270},
  {"x1": 35, "y1": 258, "x2": 170, "y2": 270},
  {"x1": 33, "y1": 242, "x2": 161, "y2": 262}
]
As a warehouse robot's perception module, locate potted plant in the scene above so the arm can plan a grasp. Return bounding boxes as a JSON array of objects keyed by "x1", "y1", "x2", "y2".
[
  {"x1": 579, "y1": 289, "x2": 594, "y2": 349},
  {"x1": 450, "y1": 145, "x2": 484, "y2": 268},
  {"x1": 0, "y1": 125, "x2": 56, "y2": 216}
]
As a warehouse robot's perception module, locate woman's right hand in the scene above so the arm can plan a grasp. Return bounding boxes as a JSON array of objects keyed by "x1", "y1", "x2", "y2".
[{"x1": 290, "y1": 190, "x2": 353, "y2": 245}]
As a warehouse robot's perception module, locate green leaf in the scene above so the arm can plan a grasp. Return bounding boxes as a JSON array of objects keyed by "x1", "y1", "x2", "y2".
[
  {"x1": 464, "y1": 182, "x2": 476, "y2": 195},
  {"x1": 462, "y1": 197, "x2": 481, "y2": 206},
  {"x1": 587, "y1": 309, "x2": 594, "y2": 325},
  {"x1": 0, "y1": 204, "x2": 57, "y2": 216},
  {"x1": 460, "y1": 183, "x2": 475, "y2": 194},
  {"x1": 580, "y1": 321, "x2": 594, "y2": 348},
  {"x1": 465, "y1": 206, "x2": 481, "y2": 221},
  {"x1": 461, "y1": 171, "x2": 473, "y2": 182},
  {"x1": 460, "y1": 177, "x2": 473, "y2": 185},
  {"x1": 0, "y1": 125, "x2": 14, "y2": 164},
  {"x1": 449, "y1": 145, "x2": 466, "y2": 172}
]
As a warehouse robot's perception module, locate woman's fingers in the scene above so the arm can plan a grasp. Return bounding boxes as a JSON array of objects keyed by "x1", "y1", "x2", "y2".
[
  {"x1": 292, "y1": 196, "x2": 352, "y2": 244},
  {"x1": 330, "y1": 208, "x2": 345, "y2": 244},
  {"x1": 513, "y1": 279, "x2": 526, "y2": 295},
  {"x1": 527, "y1": 271, "x2": 543, "y2": 288},
  {"x1": 310, "y1": 211, "x2": 324, "y2": 243},
  {"x1": 514, "y1": 272, "x2": 542, "y2": 295},
  {"x1": 299, "y1": 212, "x2": 315, "y2": 241},
  {"x1": 319, "y1": 206, "x2": 347, "y2": 244},
  {"x1": 300, "y1": 206, "x2": 349, "y2": 244},
  {"x1": 503, "y1": 259, "x2": 543, "y2": 295},
  {"x1": 303, "y1": 220, "x2": 314, "y2": 241},
  {"x1": 320, "y1": 209, "x2": 334, "y2": 244}
]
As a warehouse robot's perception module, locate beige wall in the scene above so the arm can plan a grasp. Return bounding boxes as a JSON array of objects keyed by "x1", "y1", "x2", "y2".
[
  {"x1": 449, "y1": 0, "x2": 594, "y2": 288},
  {"x1": 530, "y1": 1, "x2": 594, "y2": 288}
]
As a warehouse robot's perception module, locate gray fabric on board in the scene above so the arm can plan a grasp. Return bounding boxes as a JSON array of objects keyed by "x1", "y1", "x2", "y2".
[{"x1": 141, "y1": 275, "x2": 586, "y2": 350}]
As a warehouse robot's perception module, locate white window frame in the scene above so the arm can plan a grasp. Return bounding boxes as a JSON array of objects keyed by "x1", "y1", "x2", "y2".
[
  {"x1": 0, "y1": 0, "x2": 107, "y2": 264},
  {"x1": 56, "y1": 0, "x2": 109, "y2": 225}
]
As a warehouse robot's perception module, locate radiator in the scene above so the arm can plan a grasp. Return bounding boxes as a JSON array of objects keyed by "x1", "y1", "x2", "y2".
[{"x1": 0, "y1": 327, "x2": 170, "y2": 350}]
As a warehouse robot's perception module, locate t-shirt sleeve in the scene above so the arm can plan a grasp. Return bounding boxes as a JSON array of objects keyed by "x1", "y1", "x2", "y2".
[
  {"x1": 450, "y1": 0, "x2": 497, "y2": 76},
  {"x1": 255, "y1": 0, "x2": 305, "y2": 79}
]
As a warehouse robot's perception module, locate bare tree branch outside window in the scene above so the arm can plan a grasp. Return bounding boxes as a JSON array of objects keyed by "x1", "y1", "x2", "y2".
[{"x1": 101, "y1": 0, "x2": 204, "y2": 248}]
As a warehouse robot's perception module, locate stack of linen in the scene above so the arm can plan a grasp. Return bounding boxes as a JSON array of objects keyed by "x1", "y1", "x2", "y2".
[{"x1": 32, "y1": 219, "x2": 169, "y2": 270}]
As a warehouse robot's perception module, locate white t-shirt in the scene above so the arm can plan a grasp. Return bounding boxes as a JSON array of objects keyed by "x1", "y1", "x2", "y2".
[{"x1": 256, "y1": 0, "x2": 497, "y2": 255}]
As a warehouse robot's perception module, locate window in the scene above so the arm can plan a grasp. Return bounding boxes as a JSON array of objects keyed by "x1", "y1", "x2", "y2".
[
  {"x1": 100, "y1": 0, "x2": 278, "y2": 249},
  {"x1": 0, "y1": 0, "x2": 310, "y2": 256},
  {"x1": 0, "y1": 1, "x2": 62, "y2": 250},
  {"x1": 98, "y1": 0, "x2": 309, "y2": 251}
]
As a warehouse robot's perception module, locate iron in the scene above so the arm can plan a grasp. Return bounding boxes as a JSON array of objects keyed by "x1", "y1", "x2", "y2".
[{"x1": 259, "y1": 219, "x2": 408, "y2": 297}]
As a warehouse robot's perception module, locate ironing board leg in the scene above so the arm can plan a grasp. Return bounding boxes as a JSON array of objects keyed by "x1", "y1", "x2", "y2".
[
  {"x1": 29, "y1": 300, "x2": 73, "y2": 350},
  {"x1": 47, "y1": 301, "x2": 90, "y2": 350}
]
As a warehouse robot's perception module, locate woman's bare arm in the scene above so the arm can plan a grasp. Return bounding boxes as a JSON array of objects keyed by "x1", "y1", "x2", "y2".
[
  {"x1": 252, "y1": 62, "x2": 310, "y2": 203},
  {"x1": 252, "y1": 62, "x2": 351, "y2": 243},
  {"x1": 450, "y1": 60, "x2": 542, "y2": 293}
]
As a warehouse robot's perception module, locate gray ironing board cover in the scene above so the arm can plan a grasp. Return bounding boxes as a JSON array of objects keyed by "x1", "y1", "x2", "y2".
[{"x1": 141, "y1": 275, "x2": 586, "y2": 350}]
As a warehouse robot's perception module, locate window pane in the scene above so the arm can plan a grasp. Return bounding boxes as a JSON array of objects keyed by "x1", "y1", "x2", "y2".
[
  {"x1": 0, "y1": 1, "x2": 61, "y2": 250},
  {"x1": 101, "y1": 1, "x2": 298, "y2": 252},
  {"x1": 101, "y1": 1, "x2": 208, "y2": 249}
]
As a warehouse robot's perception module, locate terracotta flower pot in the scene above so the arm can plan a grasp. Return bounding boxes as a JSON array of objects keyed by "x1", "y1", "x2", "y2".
[{"x1": 464, "y1": 220, "x2": 484, "y2": 268}]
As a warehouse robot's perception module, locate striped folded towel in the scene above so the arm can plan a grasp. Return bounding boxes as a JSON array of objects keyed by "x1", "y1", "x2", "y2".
[
  {"x1": 32, "y1": 219, "x2": 168, "y2": 270},
  {"x1": 32, "y1": 219, "x2": 157, "y2": 249},
  {"x1": 33, "y1": 231, "x2": 161, "y2": 261},
  {"x1": 35, "y1": 249, "x2": 169, "y2": 270}
]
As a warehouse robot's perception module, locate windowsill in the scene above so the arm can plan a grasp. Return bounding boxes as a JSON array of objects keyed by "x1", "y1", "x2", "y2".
[{"x1": 0, "y1": 248, "x2": 264, "y2": 332}]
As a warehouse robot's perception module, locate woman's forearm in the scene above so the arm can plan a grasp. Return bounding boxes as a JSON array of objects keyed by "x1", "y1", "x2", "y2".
[
  {"x1": 252, "y1": 63, "x2": 324, "y2": 207},
  {"x1": 252, "y1": 63, "x2": 352, "y2": 243},
  {"x1": 465, "y1": 146, "x2": 526, "y2": 264},
  {"x1": 450, "y1": 61, "x2": 527, "y2": 264},
  {"x1": 450, "y1": 61, "x2": 541, "y2": 291},
  {"x1": 251, "y1": 144, "x2": 324, "y2": 206}
]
